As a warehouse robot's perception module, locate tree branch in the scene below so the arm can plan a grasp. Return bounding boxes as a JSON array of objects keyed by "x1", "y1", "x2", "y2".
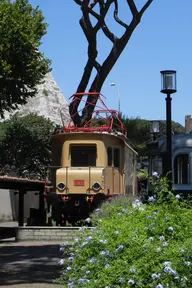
[
  {"x1": 72, "y1": 0, "x2": 154, "y2": 126},
  {"x1": 126, "y1": 0, "x2": 138, "y2": 18},
  {"x1": 87, "y1": 2, "x2": 118, "y2": 43},
  {"x1": 114, "y1": 0, "x2": 129, "y2": 29},
  {"x1": 139, "y1": 0, "x2": 153, "y2": 18},
  {"x1": 74, "y1": 0, "x2": 83, "y2": 5}
]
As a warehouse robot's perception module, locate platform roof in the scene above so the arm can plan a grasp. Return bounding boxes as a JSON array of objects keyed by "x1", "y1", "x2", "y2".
[{"x1": 0, "y1": 176, "x2": 45, "y2": 191}]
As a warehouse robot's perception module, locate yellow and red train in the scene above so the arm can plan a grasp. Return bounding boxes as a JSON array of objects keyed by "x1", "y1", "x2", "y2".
[{"x1": 46, "y1": 93, "x2": 137, "y2": 225}]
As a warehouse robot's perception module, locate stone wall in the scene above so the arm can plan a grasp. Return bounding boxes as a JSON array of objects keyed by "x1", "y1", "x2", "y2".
[
  {"x1": 185, "y1": 115, "x2": 192, "y2": 133},
  {"x1": 16, "y1": 226, "x2": 87, "y2": 242}
]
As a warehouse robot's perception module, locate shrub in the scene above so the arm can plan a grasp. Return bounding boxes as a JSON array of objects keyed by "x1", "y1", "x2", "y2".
[{"x1": 57, "y1": 177, "x2": 192, "y2": 288}]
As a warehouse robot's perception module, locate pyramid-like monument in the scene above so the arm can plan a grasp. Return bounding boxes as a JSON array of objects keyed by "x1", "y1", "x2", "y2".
[{"x1": 3, "y1": 72, "x2": 71, "y2": 126}]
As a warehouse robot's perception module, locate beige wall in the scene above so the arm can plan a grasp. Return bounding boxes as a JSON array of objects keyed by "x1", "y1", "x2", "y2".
[
  {"x1": 0, "y1": 189, "x2": 39, "y2": 222},
  {"x1": 0, "y1": 189, "x2": 12, "y2": 221}
]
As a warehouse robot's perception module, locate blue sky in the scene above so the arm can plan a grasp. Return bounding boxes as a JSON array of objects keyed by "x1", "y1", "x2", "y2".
[{"x1": 30, "y1": 0, "x2": 192, "y2": 126}]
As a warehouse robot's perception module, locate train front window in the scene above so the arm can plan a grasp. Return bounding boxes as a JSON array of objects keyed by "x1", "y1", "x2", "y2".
[
  {"x1": 174, "y1": 154, "x2": 189, "y2": 184},
  {"x1": 71, "y1": 145, "x2": 96, "y2": 167}
]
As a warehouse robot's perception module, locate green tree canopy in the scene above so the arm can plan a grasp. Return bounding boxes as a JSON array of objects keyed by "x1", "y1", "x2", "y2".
[
  {"x1": 0, "y1": 114, "x2": 55, "y2": 179},
  {"x1": 0, "y1": 0, "x2": 51, "y2": 116},
  {"x1": 122, "y1": 117, "x2": 185, "y2": 155}
]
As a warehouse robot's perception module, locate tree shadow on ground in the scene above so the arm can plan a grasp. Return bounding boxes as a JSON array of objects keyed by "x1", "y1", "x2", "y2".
[{"x1": 0, "y1": 243, "x2": 65, "y2": 286}]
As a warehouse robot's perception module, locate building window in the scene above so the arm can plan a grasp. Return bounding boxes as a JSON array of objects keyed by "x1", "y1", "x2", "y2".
[
  {"x1": 71, "y1": 145, "x2": 96, "y2": 167},
  {"x1": 114, "y1": 148, "x2": 120, "y2": 168},
  {"x1": 174, "y1": 154, "x2": 189, "y2": 184},
  {"x1": 107, "y1": 147, "x2": 112, "y2": 166}
]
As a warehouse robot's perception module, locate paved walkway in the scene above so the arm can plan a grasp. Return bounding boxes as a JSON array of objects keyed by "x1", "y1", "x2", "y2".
[{"x1": 0, "y1": 241, "x2": 65, "y2": 288}]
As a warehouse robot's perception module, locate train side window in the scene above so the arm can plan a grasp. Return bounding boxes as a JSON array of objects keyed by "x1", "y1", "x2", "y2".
[
  {"x1": 107, "y1": 147, "x2": 112, "y2": 166},
  {"x1": 114, "y1": 148, "x2": 120, "y2": 168},
  {"x1": 71, "y1": 145, "x2": 96, "y2": 167},
  {"x1": 174, "y1": 154, "x2": 189, "y2": 184}
]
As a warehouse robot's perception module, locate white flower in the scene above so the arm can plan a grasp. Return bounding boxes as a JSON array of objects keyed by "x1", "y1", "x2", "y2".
[
  {"x1": 148, "y1": 196, "x2": 156, "y2": 203},
  {"x1": 116, "y1": 245, "x2": 124, "y2": 252},
  {"x1": 60, "y1": 246, "x2": 65, "y2": 252},
  {"x1": 99, "y1": 239, "x2": 108, "y2": 244},
  {"x1": 132, "y1": 199, "x2": 142, "y2": 208},
  {"x1": 164, "y1": 266, "x2": 176, "y2": 275},
  {"x1": 176, "y1": 194, "x2": 180, "y2": 199},
  {"x1": 185, "y1": 261, "x2": 191, "y2": 266},
  {"x1": 68, "y1": 282, "x2": 74, "y2": 288},
  {"x1": 159, "y1": 236, "x2": 165, "y2": 241},
  {"x1": 86, "y1": 270, "x2": 90, "y2": 274},
  {"x1": 162, "y1": 242, "x2": 168, "y2": 247},
  {"x1": 128, "y1": 279, "x2": 135, "y2": 285},
  {"x1": 89, "y1": 257, "x2": 96, "y2": 263},
  {"x1": 82, "y1": 241, "x2": 88, "y2": 247},
  {"x1": 148, "y1": 237, "x2": 154, "y2": 242},
  {"x1": 105, "y1": 263, "x2": 110, "y2": 268},
  {"x1": 66, "y1": 266, "x2": 72, "y2": 271},
  {"x1": 115, "y1": 230, "x2": 120, "y2": 234},
  {"x1": 152, "y1": 273, "x2": 160, "y2": 279},
  {"x1": 168, "y1": 226, "x2": 174, "y2": 231},
  {"x1": 152, "y1": 171, "x2": 159, "y2": 177},
  {"x1": 59, "y1": 259, "x2": 64, "y2": 265},
  {"x1": 85, "y1": 217, "x2": 91, "y2": 223},
  {"x1": 130, "y1": 267, "x2": 136, "y2": 273},
  {"x1": 122, "y1": 208, "x2": 128, "y2": 212},
  {"x1": 95, "y1": 208, "x2": 100, "y2": 212},
  {"x1": 86, "y1": 236, "x2": 92, "y2": 241},
  {"x1": 156, "y1": 284, "x2": 164, "y2": 288},
  {"x1": 163, "y1": 261, "x2": 171, "y2": 267}
]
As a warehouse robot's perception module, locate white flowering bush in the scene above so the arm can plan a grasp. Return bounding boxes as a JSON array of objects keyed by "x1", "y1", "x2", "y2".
[{"x1": 57, "y1": 177, "x2": 192, "y2": 288}]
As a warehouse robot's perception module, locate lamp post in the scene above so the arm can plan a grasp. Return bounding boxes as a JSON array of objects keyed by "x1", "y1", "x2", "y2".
[
  {"x1": 160, "y1": 70, "x2": 177, "y2": 190},
  {"x1": 150, "y1": 120, "x2": 160, "y2": 141},
  {"x1": 110, "y1": 82, "x2": 120, "y2": 113}
]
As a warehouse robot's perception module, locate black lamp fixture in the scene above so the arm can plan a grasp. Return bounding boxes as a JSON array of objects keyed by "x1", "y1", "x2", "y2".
[
  {"x1": 160, "y1": 70, "x2": 177, "y2": 189},
  {"x1": 150, "y1": 120, "x2": 160, "y2": 141}
]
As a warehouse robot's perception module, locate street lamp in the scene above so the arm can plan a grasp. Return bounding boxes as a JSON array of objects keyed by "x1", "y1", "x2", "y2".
[
  {"x1": 150, "y1": 120, "x2": 160, "y2": 141},
  {"x1": 110, "y1": 82, "x2": 120, "y2": 113},
  {"x1": 160, "y1": 70, "x2": 177, "y2": 189}
]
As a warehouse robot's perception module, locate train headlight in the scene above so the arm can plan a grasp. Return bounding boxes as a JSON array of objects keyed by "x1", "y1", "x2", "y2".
[
  {"x1": 57, "y1": 182, "x2": 66, "y2": 191},
  {"x1": 92, "y1": 182, "x2": 101, "y2": 192}
]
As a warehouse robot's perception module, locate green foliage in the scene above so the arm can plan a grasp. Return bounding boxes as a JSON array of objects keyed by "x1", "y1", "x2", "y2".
[
  {"x1": 57, "y1": 178, "x2": 192, "y2": 288},
  {"x1": 122, "y1": 117, "x2": 185, "y2": 155},
  {"x1": 122, "y1": 117, "x2": 151, "y2": 154},
  {"x1": 0, "y1": 113, "x2": 54, "y2": 179},
  {"x1": 0, "y1": 0, "x2": 51, "y2": 116}
]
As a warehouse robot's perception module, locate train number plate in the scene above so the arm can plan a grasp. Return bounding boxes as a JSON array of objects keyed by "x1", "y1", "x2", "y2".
[{"x1": 74, "y1": 180, "x2": 84, "y2": 186}]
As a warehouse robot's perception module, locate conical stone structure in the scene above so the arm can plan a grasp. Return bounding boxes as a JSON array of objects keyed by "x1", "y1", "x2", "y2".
[{"x1": 3, "y1": 73, "x2": 70, "y2": 126}]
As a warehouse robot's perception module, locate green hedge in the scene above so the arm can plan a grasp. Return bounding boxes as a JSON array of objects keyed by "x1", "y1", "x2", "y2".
[{"x1": 57, "y1": 178, "x2": 192, "y2": 288}]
